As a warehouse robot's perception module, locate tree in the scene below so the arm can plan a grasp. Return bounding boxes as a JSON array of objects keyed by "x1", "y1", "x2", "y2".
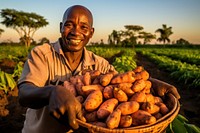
[
  {"x1": 108, "y1": 35, "x2": 113, "y2": 45},
  {"x1": 0, "y1": 9, "x2": 48, "y2": 47},
  {"x1": 139, "y1": 31, "x2": 156, "y2": 44},
  {"x1": 155, "y1": 24, "x2": 173, "y2": 44},
  {"x1": 176, "y1": 38, "x2": 190, "y2": 45},
  {"x1": 0, "y1": 28, "x2": 4, "y2": 37},
  {"x1": 108, "y1": 30, "x2": 121, "y2": 45},
  {"x1": 123, "y1": 25, "x2": 143, "y2": 46}
]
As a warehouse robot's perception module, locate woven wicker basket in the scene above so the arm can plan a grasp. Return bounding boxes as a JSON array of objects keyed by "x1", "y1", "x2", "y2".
[{"x1": 77, "y1": 93, "x2": 180, "y2": 133}]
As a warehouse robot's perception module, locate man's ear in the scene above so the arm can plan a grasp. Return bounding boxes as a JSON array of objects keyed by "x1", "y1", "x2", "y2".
[
  {"x1": 60, "y1": 22, "x2": 63, "y2": 33},
  {"x1": 89, "y1": 28, "x2": 95, "y2": 38}
]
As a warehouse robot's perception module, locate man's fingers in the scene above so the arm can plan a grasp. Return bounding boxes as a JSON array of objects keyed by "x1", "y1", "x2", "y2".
[
  {"x1": 67, "y1": 108, "x2": 79, "y2": 129},
  {"x1": 77, "y1": 109, "x2": 86, "y2": 122},
  {"x1": 58, "y1": 106, "x2": 66, "y2": 115},
  {"x1": 169, "y1": 86, "x2": 181, "y2": 99},
  {"x1": 51, "y1": 111, "x2": 61, "y2": 119}
]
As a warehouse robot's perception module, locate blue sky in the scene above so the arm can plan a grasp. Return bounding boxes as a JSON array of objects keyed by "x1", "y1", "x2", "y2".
[{"x1": 0, "y1": 0, "x2": 200, "y2": 44}]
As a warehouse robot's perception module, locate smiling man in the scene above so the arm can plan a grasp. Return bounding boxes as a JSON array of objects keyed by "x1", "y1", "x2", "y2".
[
  {"x1": 17, "y1": 5, "x2": 180, "y2": 133},
  {"x1": 60, "y1": 5, "x2": 94, "y2": 72},
  {"x1": 17, "y1": 5, "x2": 116, "y2": 133}
]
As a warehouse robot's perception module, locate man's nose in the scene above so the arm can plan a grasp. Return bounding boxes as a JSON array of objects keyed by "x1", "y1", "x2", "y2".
[{"x1": 71, "y1": 27, "x2": 80, "y2": 35}]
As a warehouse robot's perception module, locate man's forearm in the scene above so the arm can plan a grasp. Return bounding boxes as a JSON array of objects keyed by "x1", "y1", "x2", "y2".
[{"x1": 18, "y1": 82, "x2": 55, "y2": 109}]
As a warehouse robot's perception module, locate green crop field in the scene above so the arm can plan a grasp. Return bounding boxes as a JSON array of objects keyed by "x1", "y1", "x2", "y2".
[{"x1": 0, "y1": 44, "x2": 200, "y2": 132}]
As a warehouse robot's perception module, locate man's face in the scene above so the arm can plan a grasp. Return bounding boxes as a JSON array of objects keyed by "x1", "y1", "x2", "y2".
[{"x1": 60, "y1": 7, "x2": 94, "y2": 52}]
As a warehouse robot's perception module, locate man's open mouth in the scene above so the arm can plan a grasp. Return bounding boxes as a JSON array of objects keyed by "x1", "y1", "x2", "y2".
[{"x1": 67, "y1": 39, "x2": 82, "y2": 45}]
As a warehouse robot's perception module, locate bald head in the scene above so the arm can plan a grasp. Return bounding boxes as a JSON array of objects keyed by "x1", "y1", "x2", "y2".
[
  {"x1": 62, "y1": 5, "x2": 93, "y2": 27},
  {"x1": 60, "y1": 5, "x2": 94, "y2": 52}
]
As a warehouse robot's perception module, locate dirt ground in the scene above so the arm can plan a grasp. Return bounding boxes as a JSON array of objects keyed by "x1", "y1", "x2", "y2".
[{"x1": 0, "y1": 53, "x2": 199, "y2": 133}]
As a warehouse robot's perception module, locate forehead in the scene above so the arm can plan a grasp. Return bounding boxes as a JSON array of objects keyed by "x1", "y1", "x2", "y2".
[{"x1": 62, "y1": 7, "x2": 93, "y2": 26}]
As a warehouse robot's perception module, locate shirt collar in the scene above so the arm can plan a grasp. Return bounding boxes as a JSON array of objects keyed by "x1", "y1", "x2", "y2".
[
  {"x1": 52, "y1": 39, "x2": 65, "y2": 56},
  {"x1": 82, "y1": 47, "x2": 96, "y2": 67},
  {"x1": 52, "y1": 39, "x2": 96, "y2": 67}
]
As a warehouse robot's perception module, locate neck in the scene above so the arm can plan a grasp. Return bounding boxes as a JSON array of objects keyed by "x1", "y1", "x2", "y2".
[
  {"x1": 64, "y1": 50, "x2": 84, "y2": 72},
  {"x1": 64, "y1": 50, "x2": 83, "y2": 63}
]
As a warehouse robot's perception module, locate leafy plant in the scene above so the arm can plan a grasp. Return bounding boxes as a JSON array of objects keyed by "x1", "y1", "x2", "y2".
[
  {"x1": 0, "y1": 69, "x2": 16, "y2": 94},
  {"x1": 112, "y1": 55, "x2": 137, "y2": 73},
  {"x1": 12, "y1": 61, "x2": 24, "y2": 79},
  {"x1": 166, "y1": 114, "x2": 200, "y2": 133},
  {"x1": 112, "y1": 49, "x2": 137, "y2": 73}
]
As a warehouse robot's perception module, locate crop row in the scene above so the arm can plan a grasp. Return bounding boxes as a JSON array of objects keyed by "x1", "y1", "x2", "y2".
[
  {"x1": 87, "y1": 46, "x2": 137, "y2": 73},
  {"x1": 139, "y1": 48, "x2": 200, "y2": 66},
  {"x1": 0, "y1": 45, "x2": 30, "y2": 61},
  {"x1": 87, "y1": 46, "x2": 122, "y2": 59}
]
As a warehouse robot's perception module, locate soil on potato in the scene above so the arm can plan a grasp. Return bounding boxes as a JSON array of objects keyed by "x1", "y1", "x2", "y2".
[{"x1": 0, "y1": 52, "x2": 200, "y2": 133}]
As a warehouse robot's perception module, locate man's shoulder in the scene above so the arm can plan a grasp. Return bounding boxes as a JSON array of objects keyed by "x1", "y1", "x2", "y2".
[{"x1": 31, "y1": 43, "x2": 53, "y2": 56}]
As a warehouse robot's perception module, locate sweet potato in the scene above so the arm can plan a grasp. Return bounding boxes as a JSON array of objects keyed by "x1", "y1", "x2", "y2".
[
  {"x1": 103, "y1": 85, "x2": 114, "y2": 99},
  {"x1": 75, "y1": 78, "x2": 85, "y2": 96},
  {"x1": 154, "y1": 112, "x2": 163, "y2": 120},
  {"x1": 146, "y1": 93, "x2": 155, "y2": 104},
  {"x1": 134, "y1": 70, "x2": 149, "y2": 80},
  {"x1": 154, "y1": 96, "x2": 163, "y2": 104},
  {"x1": 76, "y1": 95, "x2": 84, "y2": 103},
  {"x1": 141, "y1": 102, "x2": 160, "y2": 115},
  {"x1": 133, "y1": 66, "x2": 144, "y2": 73},
  {"x1": 132, "y1": 79, "x2": 146, "y2": 92},
  {"x1": 156, "y1": 102, "x2": 169, "y2": 115},
  {"x1": 90, "y1": 121, "x2": 107, "y2": 128},
  {"x1": 63, "y1": 80, "x2": 77, "y2": 96},
  {"x1": 117, "y1": 83, "x2": 134, "y2": 97},
  {"x1": 106, "y1": 108, "x2": 121, "y2": 129},
  {"x1": 81, "y1": 69, "x2": 91, "y2": 75},
  {"x1": 116, "y1": 101, "x2": 139, "y2": 115},
  {"x1": 85, "y1": 111, "x2": 98, "y2": 122},
  {"x1": 113, "y1": 87, "x2": 128, "y2": 102},
  {"x1": 69, "y1": 75, "x2": 83, "y2": 85},
  {"x1": 97, "y1": 98, "x2": 118, "y2": 119},
  {"x1": 144, "y1": 80, "x2": 152, "y2": 89},
  {"x1": 131, "y1": 110, "x2": 156, "y2": 126},
  {"x1": 90, "y1": 70, "x2": 101, "y2": 81},
  {"x1": 82, "y1": 71, "x2": 91, "y2": 86},
  {"x1": 111, "y1": 71, "x2": 136, "y2": 84},
  {"x1": 141, "y1": 87, "x2": 151, "y2": 94},
  {"x1": 119, "y1": 115, "x2": 132, "y2": 128},
  {"x1": 140, "y1": 70, "x2": 150, "y2": 80},
  {"x1": 83, "y1": 90, "x2": 103, "y2": 112},
  {"x1": 141, "y1": 80, "x2": 152, "y2": 94},
  {"x1": 129, "y1": 92, "x2": 146, "y2": 103},
  {"x1": 92, "y1": 76, "x2": 101, "y2": 85},
  {"x1": 82, "y1": 85, "x2": 104, "y2": 96},
  {"x1": 100, "y1": 72, "x2": 114, "y2": 86}
]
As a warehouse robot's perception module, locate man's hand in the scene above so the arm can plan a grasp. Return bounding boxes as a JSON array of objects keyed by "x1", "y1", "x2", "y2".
[
  {"x1": 149, "y1": 78, "x2": 180, "y2": 99},
  {"x1": 49, "y1": 85, "x2": 86, "y2": 129}
]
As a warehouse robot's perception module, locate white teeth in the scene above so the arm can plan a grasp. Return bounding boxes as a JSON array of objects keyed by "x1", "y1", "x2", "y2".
[{"x1": 69, "y1": 39, "x2": 81, "y2": 44}]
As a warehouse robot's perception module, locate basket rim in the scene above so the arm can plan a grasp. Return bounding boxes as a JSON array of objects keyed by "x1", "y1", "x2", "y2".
[{"x1": 77, "y1": 94, "x2": 180, "y2": 132}]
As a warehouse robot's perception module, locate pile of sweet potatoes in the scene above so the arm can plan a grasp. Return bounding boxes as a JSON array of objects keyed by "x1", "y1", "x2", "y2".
[{"x1": 63, "y1": 66, "x2": 170, "y2": 129}]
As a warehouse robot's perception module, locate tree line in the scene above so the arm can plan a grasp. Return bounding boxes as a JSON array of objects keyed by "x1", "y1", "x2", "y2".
[
  {"x1": 0, "y1": 9, "x2": 191, "y2": 48},
  {"x1": 93, "y1": 24, "x2": 190, "y2": 47}
]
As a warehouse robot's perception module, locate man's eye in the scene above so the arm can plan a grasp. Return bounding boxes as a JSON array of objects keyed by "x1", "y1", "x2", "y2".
[
  {"x1": 81, "y1": 25, "x2": 89, "y2": 30},
  {"x1": 65, "y1": 23, "x2": 72, "y2": 27}
]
